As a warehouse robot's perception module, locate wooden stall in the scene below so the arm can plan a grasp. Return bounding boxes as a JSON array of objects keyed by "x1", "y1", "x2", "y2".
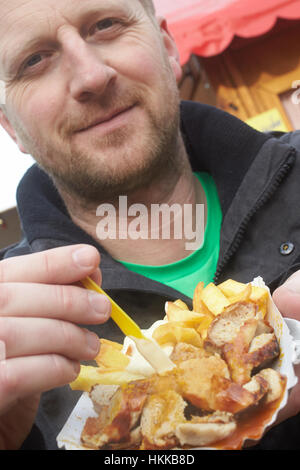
[
  {"x1": 155, "y1": 0, "x2": 300, "y2": 132},
  {"x1": 179, "y1": 19, "x2": 300, "y2": 131}
]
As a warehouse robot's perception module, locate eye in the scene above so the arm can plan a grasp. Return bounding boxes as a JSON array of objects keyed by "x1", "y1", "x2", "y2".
[
  {"x1": 19, "y1": 51, "x2": 53, "y2": 76},
  {"x1": 89, "y1": 17, "x2": 123, "y2": 37},
  {"x1": 95, "y1": 18, "x2": 116, "y2": 31},
  {"x1": 25, "y1": 53, "x2": 43, "y2": 68}
]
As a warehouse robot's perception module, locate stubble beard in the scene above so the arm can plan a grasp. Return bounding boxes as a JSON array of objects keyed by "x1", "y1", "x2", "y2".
[{"x1": 59, "y1": 107, "x2": 182, "y2": 207}]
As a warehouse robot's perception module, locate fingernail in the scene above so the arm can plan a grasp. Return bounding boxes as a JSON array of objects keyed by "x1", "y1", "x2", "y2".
[
  {"x1": 88, "y1": 292, "x2": 111, "y2": 319},
  {"x1": 72, "y1": 247, "x2": 96, "y2": 269},
  {"x1": 72, "y1": 361, "x2": 81, "y2": 376},
  {"x1": 283, "y1": 275, "x2": 300, "y2": 294},
  {"x1": 85, "y1": 330, "x2": 100, "y2": 354},
  {"x1": 0, "y1": 340, "x2": 6, "y2": 361}
]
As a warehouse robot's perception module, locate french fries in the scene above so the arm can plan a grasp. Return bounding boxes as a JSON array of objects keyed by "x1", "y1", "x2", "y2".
[
  {"x1": 173, "y1": 299, "x2": 189, "y2": 310},
  {"x1": 153, "y1": 322, "x2": 203, "y2": 348},
  {"x1": 95, "y1": 338, "x2": 130, "y2": 370},
  {"x1": 70, "y1": 366, "x2": 145, "y2": 391},
  {"x1": 165, "y1": 302, "x2": 209, "y2": 326},
  {"x1": 64, "y1": 276, "x2": 290, "y2": 452},
  {"x1": 192, "y1": 281, "x2": 204, "y2": 312},
  {"x1": 70, "y1": 279, "x2": 269, "y2": 393},
  {"x1": 199, "y1": 283, "x2": 231, "y2": 315},
  {"x1": 218, "y1": 279, "x2": 268, "y2": 317},
  {"x1": 70, "y1": 337, "x2": 135, "y2": 392}
]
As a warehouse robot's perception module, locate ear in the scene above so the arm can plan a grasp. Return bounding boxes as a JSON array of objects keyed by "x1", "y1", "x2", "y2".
[
  {"x1": 157, "y1": 16, "x2": 182, "y2": 83},
  {"x1": 0, "y1": 108, "x2": 28, "y2": 154}
]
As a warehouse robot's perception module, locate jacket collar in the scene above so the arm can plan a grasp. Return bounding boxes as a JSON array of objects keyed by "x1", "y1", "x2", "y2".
[
  {"x1": 179, "y1": 101, "x2": 270, "y2": 215},
  {"x1": 215, "y1": 138, "x2": 296, "y2": 283}
]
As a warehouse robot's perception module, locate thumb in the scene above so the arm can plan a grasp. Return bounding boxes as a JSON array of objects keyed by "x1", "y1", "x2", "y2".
[{"x1": 272, "y1": 271, "x2": 300, "y2": 320}]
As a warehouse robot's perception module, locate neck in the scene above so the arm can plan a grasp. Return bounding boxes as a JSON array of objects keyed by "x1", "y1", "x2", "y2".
[{"x1": 60, "y1": 143, "x2": 207, "y2": 266}]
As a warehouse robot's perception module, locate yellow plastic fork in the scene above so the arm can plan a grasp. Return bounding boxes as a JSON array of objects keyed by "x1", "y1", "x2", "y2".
[
  {"x1": 81, "y1": 276, "x2": 145, "y2": 339},
  {"x1": 81, "y1": 276, "x2": 175, "y2": 374}
]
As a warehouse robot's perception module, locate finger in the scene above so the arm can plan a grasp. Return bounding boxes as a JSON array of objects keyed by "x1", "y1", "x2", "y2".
[
  {"x1": 89, "y1": 268, "x2": 102, "y2": 286},
  {"x1": 0, "y1": 355, "x2": 80, "y2": 413},
  {"x1": 0, "y1": 340, "x2": 5, "y2": 361},
  {"x1": 0, "y1": 282, "x2": 111, "y2": 323},
  {"x1": 0, "y1": 317, "x2": 101, "y2": 361},
  {"x1": 273, "y1": 272, "x2": 300, "y2": 320},
  {"x1": 73, "y1": 267, "x2": 102, "y2": 289},
  {"x1": 276, "y1": 364, "x2": 300, "y2": 424},
  {"x1": 0, "y1": 244, "x2": 101, "y2": 285}
]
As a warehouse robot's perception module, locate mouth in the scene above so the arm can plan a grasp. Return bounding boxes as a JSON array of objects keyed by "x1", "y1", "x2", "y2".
[{"x1": 76, "y1": 104, "x2": 137, "y2": 134}]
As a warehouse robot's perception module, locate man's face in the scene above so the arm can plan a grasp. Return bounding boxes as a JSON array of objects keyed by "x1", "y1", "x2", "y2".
[{"x1": 0, "y1": 0, "x2": 182, "y2": 204}]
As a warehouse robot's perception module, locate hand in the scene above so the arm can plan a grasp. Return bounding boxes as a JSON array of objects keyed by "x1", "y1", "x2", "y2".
[
  {"x1": 0, "y1": 244, "x2": 111, "y2": 450},
  {"x1": 272, "y1": 271, "x2": 300, "y2": 423}
]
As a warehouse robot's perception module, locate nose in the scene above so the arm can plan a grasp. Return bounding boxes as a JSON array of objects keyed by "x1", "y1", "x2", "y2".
[{"x1": 61, "y1": 29, "x2": 117, "y2": 102}]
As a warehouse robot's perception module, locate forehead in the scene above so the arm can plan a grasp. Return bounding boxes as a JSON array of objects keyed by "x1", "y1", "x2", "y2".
[
  {"x1": 0, "y1": 0, "x2": 143, "y2": 75},
  {"x1": 0, "y1": 0, "x2": 138, "y2": 21}
]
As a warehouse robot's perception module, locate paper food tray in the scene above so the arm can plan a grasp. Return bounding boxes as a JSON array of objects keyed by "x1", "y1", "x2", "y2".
[{"x1": 57, "y1": 277, "x2": 300, "y2": 450}]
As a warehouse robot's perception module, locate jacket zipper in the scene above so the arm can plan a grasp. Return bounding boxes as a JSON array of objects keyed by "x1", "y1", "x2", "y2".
[{"x1": 213, "y1": 149, "x2": 296, "y2": 284}]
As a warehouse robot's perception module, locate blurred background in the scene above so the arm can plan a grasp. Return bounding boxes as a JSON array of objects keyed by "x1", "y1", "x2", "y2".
[{"x1": 1, "y1": 0, "x2": 300, "y2": 248}]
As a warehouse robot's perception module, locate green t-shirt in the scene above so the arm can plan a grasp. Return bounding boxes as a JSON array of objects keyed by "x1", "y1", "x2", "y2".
[{"x1": 119, "y1": 173, "x2": 222, "y2": 299}]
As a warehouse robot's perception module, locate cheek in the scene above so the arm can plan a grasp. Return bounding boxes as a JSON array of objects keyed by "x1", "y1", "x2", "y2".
[
  {"x1": 116, "y1": 50, "x2": 175, "y2": 114},
  {"x1": 111, "y1": 34, "x2": 170, "y2": 89},
  {"x1": 12, "y1": 82, "x2": 64, "y2": 139}
]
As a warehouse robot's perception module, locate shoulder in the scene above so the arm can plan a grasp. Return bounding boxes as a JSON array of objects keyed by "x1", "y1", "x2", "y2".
[
  {"x1": 0, "y1": 237, "x2": 32, "y2": 260},
  {"x1": 276, "y1": 130, "x2": 300, "y2": 151}
]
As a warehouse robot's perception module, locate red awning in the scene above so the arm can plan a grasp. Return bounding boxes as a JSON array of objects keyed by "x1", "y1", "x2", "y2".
[{"x1": 153, "y1": 0, "x2": 300, "y2": 63}]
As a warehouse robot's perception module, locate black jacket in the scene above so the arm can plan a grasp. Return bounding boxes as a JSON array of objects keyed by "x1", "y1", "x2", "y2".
[{"x1": 2, "y1": 101, "x2": 300, "y2": 449}]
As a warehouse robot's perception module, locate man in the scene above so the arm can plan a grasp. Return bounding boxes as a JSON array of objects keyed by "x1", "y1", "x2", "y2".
[{"x1": 0, "y1": 0, "x2": 299, "y2": 450}]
